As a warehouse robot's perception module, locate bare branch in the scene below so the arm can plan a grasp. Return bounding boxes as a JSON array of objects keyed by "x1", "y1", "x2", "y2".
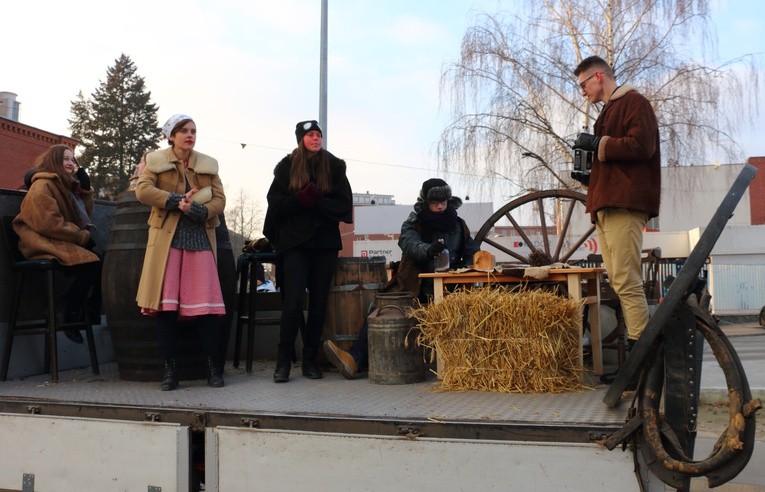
[{"x1": 438, "y1": 0, "x2": 764, "y2": 197}]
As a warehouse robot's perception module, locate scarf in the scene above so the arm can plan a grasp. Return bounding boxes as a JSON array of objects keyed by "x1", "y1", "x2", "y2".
[
  {"x1": 419, "y1": 207, "x2": 458, "y2": 234},
  {"x1": 69, "y1": 191, "x2": 90, "y2": 229}
]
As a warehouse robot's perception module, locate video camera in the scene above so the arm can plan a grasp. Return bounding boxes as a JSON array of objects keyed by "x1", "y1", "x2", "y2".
[
  {"x1": 571, "y1": 133, "x2": 595, "y2": 184},
  {"x1": 573, "y1": 147, "x2": 593, "y2": 176}
]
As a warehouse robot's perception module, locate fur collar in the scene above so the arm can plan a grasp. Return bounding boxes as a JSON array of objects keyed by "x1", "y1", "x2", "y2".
[
  {"x1": 610, "y1": 83, "x2": 637, "y2": 102},
  {"x1": 145, "y1": 147, "x2": 218, "y2": 174},
  {"x1": 29, "y1": 171, "x2": 58, "y2": 184}
]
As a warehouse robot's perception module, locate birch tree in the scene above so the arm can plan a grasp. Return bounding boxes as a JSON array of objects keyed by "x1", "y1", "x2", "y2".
[
  {"x1": 438, "y1": 0, "x2": 762, "y2": 198},
  {"x1": 225, "y1": 189, "x2": 264, "y2": 246}
]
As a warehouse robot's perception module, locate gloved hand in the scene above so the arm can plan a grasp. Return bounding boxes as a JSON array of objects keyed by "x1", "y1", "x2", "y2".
[
  {"x1": 75, "y1": 167, "x2": 91, "y2": 190},
  {"x1": 297, "y1": 181, "x2": 321, "y2": 208},
  {"x1": 570, "y1": 171, "x2": 590, "y2": 186},
  {"x1": 426, "y1": 241, "x2": 446, "y2": 258},
  {"x1": 573, "y1": 132, "x2": 601, "y2": 152}
]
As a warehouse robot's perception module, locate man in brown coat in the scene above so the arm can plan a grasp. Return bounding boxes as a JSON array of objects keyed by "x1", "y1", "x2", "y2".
[{"x1": 572, "y1": 56, "x2": 661, "y2": 385}]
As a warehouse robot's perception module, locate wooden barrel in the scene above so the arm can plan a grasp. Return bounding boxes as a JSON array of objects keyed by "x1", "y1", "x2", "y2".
[
  {"x1": 102, "y1": 191, "x2": 235, "y2": 381},
  {"x1": 322, "y1": 256, "x2": 387, "y2": 353},
  {"x1": 367, "y1": 303, "x2": 425, "y2": 384}
]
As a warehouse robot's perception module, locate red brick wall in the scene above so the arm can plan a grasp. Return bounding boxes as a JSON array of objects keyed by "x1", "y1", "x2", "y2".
[
  {"x1": 748, "y1": 156, "x2": 765, "y2": 225},
  {"x1": 0, "y1": 117, "x2": 78, "y2": 190}
]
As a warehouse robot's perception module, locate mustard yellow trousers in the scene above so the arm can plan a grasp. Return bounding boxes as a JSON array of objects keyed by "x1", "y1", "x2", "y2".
[{"x1": 596, "y1": 208, "x2": 649, "y2": 340}]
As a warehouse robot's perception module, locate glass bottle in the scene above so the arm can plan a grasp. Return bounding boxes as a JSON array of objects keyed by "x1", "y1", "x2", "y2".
[{"x1": 435, "y1": 239, "x2": 450, "y2": 272}]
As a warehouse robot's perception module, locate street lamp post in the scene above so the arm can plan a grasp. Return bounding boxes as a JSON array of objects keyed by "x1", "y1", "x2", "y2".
[{"x1": 319, "y1": 0, "x2": 328, "y2": 146}]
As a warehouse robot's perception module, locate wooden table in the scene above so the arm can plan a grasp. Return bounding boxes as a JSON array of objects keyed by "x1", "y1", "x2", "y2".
[{"x1": 419, "y1": 268, "x2": 605, "y2": 375}]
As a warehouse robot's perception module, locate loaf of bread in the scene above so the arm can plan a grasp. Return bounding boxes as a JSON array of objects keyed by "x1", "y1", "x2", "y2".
[{"x1": 473, "y1": 251, "x2": 495, "y2": 271}]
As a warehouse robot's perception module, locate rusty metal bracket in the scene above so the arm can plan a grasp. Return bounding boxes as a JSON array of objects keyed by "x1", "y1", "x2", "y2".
[
  {"x1": 190, "y1": 412, "x2": 206, "y2": 432},
  {"x1": 397, "y1": 425, "x2": 421, "y2": 439},
  {"x1": 603, "y1": 414, "x2": 642, "y2": 450},
  {"x1": 638, "y1": 299, "x2": 760, "y2": 488}
]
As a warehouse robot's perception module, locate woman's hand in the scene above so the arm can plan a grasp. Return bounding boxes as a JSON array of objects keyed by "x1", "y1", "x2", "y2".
[
  {"x1": 75, "y1": 167, "x2": 91, "y2": 190},
  {"x1": 179, "y1": 187, "x2": 198, "y2": 213},
  {"x1": 297, "y1": 181, "x2": 321, "y2": 208}
]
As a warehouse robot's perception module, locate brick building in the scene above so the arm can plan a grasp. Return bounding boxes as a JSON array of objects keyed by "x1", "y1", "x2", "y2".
[
  {"x1": 748, "y1": 156, "x2": 765, "y2": 225},
  {"x1": 0, "y1": 116, "x2": 78, "y2": 190}
]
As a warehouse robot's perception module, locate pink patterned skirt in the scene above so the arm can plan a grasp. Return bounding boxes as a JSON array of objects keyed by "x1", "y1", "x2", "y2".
[{"x1": 142, "y1": 248, "x2": 226, "y2": 318}]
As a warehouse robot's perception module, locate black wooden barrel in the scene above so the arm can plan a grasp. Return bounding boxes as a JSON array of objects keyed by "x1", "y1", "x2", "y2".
[
  {"x1": 102, "y1": 190, "x2": 235, "y2": 381},
  {"x1": 367, "y1": 293, "x2": 425, "y2": 384}
]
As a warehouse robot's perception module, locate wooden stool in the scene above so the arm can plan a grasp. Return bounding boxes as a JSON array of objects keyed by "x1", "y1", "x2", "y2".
[{"x1": 600, "y1": 296, "x2": 628, "y2": 366}]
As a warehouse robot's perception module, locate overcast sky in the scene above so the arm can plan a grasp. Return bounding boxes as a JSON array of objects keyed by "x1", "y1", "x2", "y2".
[{"x1": 3, "y1": 0, "x2": 763, "y2": 212}]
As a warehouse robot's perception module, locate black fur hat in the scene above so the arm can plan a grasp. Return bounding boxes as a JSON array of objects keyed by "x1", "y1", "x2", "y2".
[
  {"x1": 420, "y1": 178, "x2": 452, "y2": 202},
  {"x1": 295, "y1": 120, "x2": 322, "y2": 144}
]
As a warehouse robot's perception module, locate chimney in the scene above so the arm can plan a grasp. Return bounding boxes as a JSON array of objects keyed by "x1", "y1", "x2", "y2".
[{"x1": 0, "y1": 92, "x2": 20, "y2": 121}]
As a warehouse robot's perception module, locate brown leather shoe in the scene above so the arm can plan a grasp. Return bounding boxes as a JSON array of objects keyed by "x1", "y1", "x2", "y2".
[{"x1": 323, "y1": 340, "x2": 358, "y2": 379}]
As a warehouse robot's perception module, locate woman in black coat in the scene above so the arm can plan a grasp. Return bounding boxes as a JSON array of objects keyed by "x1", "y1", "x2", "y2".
[{"x1": 263, "y1": 120, "x2": 353, "y2": 383}]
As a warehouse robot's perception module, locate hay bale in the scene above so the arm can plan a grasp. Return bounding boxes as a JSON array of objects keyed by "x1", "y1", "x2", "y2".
[{"x1": 413, "y1": 286, "x2": 584, "y2": 393}]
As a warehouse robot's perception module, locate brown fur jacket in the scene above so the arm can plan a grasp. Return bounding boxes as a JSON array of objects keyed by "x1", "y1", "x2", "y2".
[{"x1": 13, "y1": 172, "x2": 98, "y2": 266}]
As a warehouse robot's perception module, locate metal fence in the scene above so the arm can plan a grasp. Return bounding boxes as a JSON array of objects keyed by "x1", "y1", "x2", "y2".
[
  {"x1": 578, "y1": 256, "x2": 765, "y2": 314},
  {"x1": 576, "y1": 257, "x2": 708, "y2": 303},
  {"x1": 708, "y1": 263, "x2": 765, "y2": 315}
]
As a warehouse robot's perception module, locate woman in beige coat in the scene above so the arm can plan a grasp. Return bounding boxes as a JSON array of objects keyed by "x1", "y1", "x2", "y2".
[
  {"x1": 13, "y1": 144, "x2": 99, "y2": 344},
  {"x1": 135, "y1": 114, "x2": 226, "y2": 391}
]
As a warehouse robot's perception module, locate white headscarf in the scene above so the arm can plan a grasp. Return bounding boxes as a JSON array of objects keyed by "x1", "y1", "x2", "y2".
[{"x1": 162, "y1": 114, "x2": 193, "y2": 139}]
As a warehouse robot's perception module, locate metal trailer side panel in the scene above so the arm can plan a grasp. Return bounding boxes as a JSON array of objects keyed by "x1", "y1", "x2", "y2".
[
  {"x1": 0, "y1": 413, "x2": 189, "y2": 492},
  {"x1": 209, "y1": 427, "x2": 649, "y2": 492}
]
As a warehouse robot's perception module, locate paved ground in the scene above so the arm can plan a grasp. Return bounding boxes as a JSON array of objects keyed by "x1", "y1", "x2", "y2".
[{"x1": 700, "y1": 317, "x2": 765, "y2": 405}]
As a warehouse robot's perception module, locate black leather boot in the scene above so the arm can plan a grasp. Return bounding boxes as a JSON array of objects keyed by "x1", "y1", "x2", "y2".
[
  {"x1": 161, "y1": 359, "x2": 178, "y2": 391},
  {"x1": 302, "y1": 348, "x2": 323, "y2": 379},
  {"x1": 207, "y1": 357, "x2": 224, "y2": 388},
  {"x1": 273, "y1": 350, "x2": 291, "y2": 383}
]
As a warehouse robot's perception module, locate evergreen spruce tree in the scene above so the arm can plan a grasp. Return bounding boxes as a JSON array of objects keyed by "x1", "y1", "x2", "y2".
[{"x1": 68, "y1": 54, "x2": 160, "y2": 199}]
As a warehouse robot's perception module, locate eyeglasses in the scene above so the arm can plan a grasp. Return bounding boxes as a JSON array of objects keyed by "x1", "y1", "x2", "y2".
[{"x1": 578, "y1": 71, "x2": 600, "y2": 90}]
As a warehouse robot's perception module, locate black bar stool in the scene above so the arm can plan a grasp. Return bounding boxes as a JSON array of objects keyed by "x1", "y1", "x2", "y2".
[
  {"x1": 1, "y1": 216, "x2": 99, "y2": 382},
  {"x1": 233, "y1": 251, "x2": 280, "y2": 373}
]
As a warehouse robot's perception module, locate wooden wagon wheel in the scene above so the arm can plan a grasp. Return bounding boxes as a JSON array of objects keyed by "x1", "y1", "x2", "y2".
[{"x1": 473, "y1": 189, "x2": 596, "y2": 264}]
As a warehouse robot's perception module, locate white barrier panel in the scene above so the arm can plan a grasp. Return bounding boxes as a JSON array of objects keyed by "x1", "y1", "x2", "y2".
[
  {"x1": 0, "y1": 413, "x2": 188, "y2": 492},
  {"x1": 208, "y1": 427, "x2": 644, "y2": 492}
]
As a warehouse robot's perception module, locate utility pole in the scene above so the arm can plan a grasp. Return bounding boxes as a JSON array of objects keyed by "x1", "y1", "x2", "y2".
[{"x1": 319, "y1": 0, "x2": 328, "y2": 146}]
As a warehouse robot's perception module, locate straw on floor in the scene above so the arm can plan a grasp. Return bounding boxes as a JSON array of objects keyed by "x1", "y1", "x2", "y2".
[{"x1": 413, "y1": 286, "x2": 585, "y2": 393}]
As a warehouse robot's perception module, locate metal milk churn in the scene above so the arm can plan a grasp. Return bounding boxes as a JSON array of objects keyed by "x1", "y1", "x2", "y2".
[{"x1": 367, "y1": 292, "x2": 425, "y2": 384}]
